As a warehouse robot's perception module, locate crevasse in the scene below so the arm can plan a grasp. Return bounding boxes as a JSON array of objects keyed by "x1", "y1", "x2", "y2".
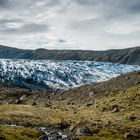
[{"x1": 0, "y1": 59, "x2": 140, "y2": 90}]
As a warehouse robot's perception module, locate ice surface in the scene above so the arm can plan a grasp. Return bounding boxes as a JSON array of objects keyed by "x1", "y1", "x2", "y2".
[{"x1": 0, "y1": 59, "x2": 140, "y2": 90}]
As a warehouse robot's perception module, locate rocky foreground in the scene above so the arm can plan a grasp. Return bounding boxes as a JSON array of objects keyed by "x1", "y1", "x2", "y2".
[{"x1": 0, "y1": 71, "x2": 140, "y2": 140}]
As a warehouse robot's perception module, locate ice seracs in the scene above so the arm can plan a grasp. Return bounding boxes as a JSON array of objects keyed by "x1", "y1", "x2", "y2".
[{"x1": 0, "y1": 59, "x2": 140, "y2": 90}]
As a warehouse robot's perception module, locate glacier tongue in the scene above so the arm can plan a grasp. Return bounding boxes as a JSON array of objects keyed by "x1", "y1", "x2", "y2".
[{"x1": 0, "y1": 59, "x2": 140, "y2": 90}]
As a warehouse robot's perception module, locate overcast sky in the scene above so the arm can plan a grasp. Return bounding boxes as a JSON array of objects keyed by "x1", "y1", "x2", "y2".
[{"x1": 0, "y1": 0, "x2": 140, "y2": 50}]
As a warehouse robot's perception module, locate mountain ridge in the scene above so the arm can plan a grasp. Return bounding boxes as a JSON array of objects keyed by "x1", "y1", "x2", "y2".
[{"x1": 0, "y1": 45, "x2": 140, "y2": 65}]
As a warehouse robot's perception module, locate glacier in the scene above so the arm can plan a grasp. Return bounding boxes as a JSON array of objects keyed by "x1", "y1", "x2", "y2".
[{"x1": 0, "y1": 59, "x2": 140, "y2": 90}]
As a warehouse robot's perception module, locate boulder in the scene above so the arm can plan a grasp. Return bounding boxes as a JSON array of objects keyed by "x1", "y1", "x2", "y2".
[
  {"x1": 60, "y1": 120, "x2": 69, "y2": 129},
  {"x1": 135, "y1": 81, "x2": 140, "y2": 85},
  {"x1": 84, "y1": 101, "x2": 93, "y2": 107},
  {"x1": 125, "y1": 77, "x2": 130, "y2": 80},
  {"x1": 76, "y1": 126, "x2": 92, "y2": 136},
  {"x1": 2, "y1": 99, "x2": 14, "y2": 104},
  {"x1": 111, "y1": 105, "x2": 120, "y2": 113},
  {"x1": 31, "y1": 101, "x2": 37, "y2": 106},
  {"x1": 39, "y1": 135, "x2": 49, "y2": 140},
  {"x1": 14, "y1": 99, "x2": 22, "y2": 104},
  {"x1": 1, "y1": 100, "x2": 9, "y2": 105},
  {"x1": 124, "y1": 132, "x2": 135, "y2": 139},
  {"x1": 89, "y1": 91, "x2": 95, "y2": 98},
  {"x1": 69, "y1": 125, "x2": 76, "y2": 131},
  {"x1": 59, "y1": 97, "x2": 64, "y2": 101},
  {"x1": 20, "y1": 95, "x2": 26, "y2": 101},
  {"x1": 126, "y1": 115, "x2": 137, "y2": 121},
  {"x1": 44, "y1": 102, "x2": 51, "y2": 107},
  {"x1": 137, "y1": 71, "x2": 140, "y2": 74}
]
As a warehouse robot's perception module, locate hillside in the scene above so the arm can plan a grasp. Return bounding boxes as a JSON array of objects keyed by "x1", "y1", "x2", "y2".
[
  {"x1": 0, "y1": 71, "x2": 140, "y2": 139},
  {"x1": 0, "y1": 45, "x2": 140, "y2": 65}
]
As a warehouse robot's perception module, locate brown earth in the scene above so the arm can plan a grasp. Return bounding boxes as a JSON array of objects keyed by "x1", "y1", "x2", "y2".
[{"x1": 0, "y1": 71, "x2": 140, "y2": 139}]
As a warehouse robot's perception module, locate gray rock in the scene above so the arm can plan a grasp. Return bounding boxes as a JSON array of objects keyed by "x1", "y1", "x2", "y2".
[
  {"x1": 89, "y1": 91, "x2": 95, "y2": 98},
  {"x1": 103, "y1": 121, "x2": 111, "y2": 127},
  {"x1": 135, "y1": 81, "x2": 140, "y2": 85},
  {"x1": 85, "y1": 101, "x2": 93, "y2": 107},
  {"x1": 59, "y1": 97, "x2": 64, "y2": 101},
  {"x1": 52, "y1": 92, "x2": 56, "y2": 96},
  {"x1": 20, "y1": 95, "x2": 26, "y2": 101},
  {"x1": 14, "y1": 99, "x2": 22, "y2": 104},
  {"x1": 8, "y1": 99, "x2": 14, "y2": 104},
  {"x1": 31, "y1": 101, "x2": 37, "y2": 106},
  {"x1": 44, "y1": 102, "x2": 51, "y2": 107},
  {"x1": 76, "y1": 126, "x2": 92, "y2": 136},
  {"x1": 111, "y1": 105, "x2": 120, "y2": 113},
  {"x1": 60, "y1": 120, "x2": 69, "y2": 129},
  {"x1": 126, "y1": 77, "x2": 130, "y2": 80},
  {"x1": 111, "y1": 108, "x2": 119, "y2": 113},
  {"x1": 126, "y1": 115, "x2": 137, "y2": 121},
  {"x1": 1, "y1": 100, "x2": 9, "y2": 105},
  {"x1": 124, "y1": 132, "x2": 135, "y2": 139},
  {"x1": 69, "y1": 125, "x2": 76, "y2": 131},
  {"x1": 1, "y1": 99, "x2": 14, "y2": 104},
  {"x1": 39, "y1": 135, "x2": 49, "y2": 140}
]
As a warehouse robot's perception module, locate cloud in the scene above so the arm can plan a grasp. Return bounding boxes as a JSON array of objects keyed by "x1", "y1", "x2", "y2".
[
  {"x1": 0, "y1": 22, "x2": 49, "y2": 35},
  {"x1": 0, "y1": 0, "x2": 140, "y2": 50},
  {"x1": 0, "y1": 0, "x2": 8, "y2": 5},
  {"x1": 75, "y1": 0, "x2": 98, "y2": 5},
  {"x1": 20, "y1": 23, "x2": 49, "y2": 33},
  {"x1": 58, "y1": 39, "x2": 66, "y2": 43},
  {"x1": 0, "y1": 0, "x2": 10, "y2": 8}
]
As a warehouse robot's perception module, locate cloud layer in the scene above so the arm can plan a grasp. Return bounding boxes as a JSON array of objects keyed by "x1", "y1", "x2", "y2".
[{"x1": 0, "y1": 0, "x2": 140, "y2": 50}]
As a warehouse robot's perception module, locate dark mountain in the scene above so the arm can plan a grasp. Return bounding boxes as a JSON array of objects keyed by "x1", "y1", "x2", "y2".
[{"x1": 0, "y1": 45, "x2": 140, "y2": 65}]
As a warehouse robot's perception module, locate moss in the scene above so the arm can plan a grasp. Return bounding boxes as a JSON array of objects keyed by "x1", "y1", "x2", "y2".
[
  {"x1": 77, "y1": 136, "x2": 123, "y2": 140},
  {"x1": 0, "y1": 72, "x2": 140, "y2": 139},
  {"x1": 0, "y1": 126, "x2": 42, "y2": 140}
]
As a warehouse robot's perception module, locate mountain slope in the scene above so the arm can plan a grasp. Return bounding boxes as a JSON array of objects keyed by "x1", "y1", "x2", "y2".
[
  {"x1": 0, "y1": 45, "x2": 140, "y2": 65},
  {"x1": 0, "y1": 71, "x2": 140, "y2": 139}
]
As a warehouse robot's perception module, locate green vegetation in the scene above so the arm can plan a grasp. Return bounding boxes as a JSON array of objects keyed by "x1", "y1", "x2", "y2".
[
  {"x1": 0, "y1": 71, "x2": 140, "y2": 139},
  {"x1": 0, "y1": 126, "x2": 42, "y2": 140}
]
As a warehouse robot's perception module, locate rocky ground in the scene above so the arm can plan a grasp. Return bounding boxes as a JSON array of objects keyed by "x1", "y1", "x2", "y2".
[{"x1": 0, "y1": 71, "x2": 140, "y2": 140}]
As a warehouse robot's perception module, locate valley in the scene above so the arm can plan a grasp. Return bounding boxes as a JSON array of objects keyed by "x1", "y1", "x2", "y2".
[
  {"x1": 0, "y1": 45, "x2": 140, "y2": 140},
  {"x1": 1, "y1": 0, "x2": 140, "y2": 139},
  {"x1": 0, "y1": 71, "x2": 140, "y2": 139}
]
